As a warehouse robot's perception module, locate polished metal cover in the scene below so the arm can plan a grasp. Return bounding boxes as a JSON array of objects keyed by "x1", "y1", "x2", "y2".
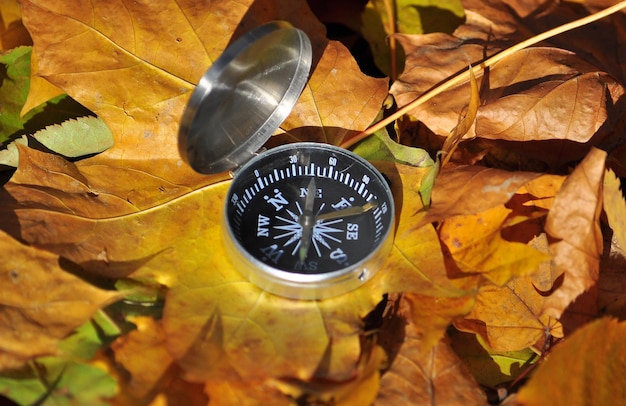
[{"x1": 178, "y1": 21, "x2": 312, "y2": 174}]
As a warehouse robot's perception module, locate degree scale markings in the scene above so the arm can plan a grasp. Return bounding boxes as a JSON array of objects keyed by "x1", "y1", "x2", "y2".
[{"x1": 235, "y1": 162, "x2": 381, "y2": 225}]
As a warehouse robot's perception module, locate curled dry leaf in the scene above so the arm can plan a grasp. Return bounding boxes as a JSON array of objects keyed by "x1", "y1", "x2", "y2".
[
  {"x1": 390, "y1": 0, "x2": 625, "y2": 168},
  {"x1": 0, "y1": 229, "x2": 121, "y2": 370},
  {"x1": 542, "y1": 147, "x2": 605, "y2": 319}
]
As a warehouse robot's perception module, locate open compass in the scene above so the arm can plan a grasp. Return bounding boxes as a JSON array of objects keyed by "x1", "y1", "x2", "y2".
[{"x1": 178, "y1": 21, "x2": 394, "y2": 299}]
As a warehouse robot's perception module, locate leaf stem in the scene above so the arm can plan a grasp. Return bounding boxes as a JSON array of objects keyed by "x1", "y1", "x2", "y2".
[{"x1": 341, "y1": 0, "x2": 626, "y2": 150}]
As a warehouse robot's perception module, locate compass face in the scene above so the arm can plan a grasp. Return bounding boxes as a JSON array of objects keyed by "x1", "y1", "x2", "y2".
[{"x1": 224, "y1": 142, "x2": 395, "y2": 298}]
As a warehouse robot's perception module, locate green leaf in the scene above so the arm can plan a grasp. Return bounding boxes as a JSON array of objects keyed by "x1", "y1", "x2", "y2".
[
  {"x1": 0, "y1": 117, "x2": 114, "y2": 168},
  {"x1": 0, "y1": 46, "x2": 32, "y2": 143},
  {"x1": 449, "y1": 328, "x2": 536, "y2": 387},
  {"x1": 32, "y1": 117, "x2": 113, "y2": 157},
  {"x1": 353, "y1": 129, "x2": 434, "y2": 167},
  {"x1": 0, "y1": 360, "x2": 116, "y2": 406},
  {"x1": 58, "y1": 310, "x2": 121, "y2": 360},
  {"x1": 0, "y1": 46, "x2": 95, "y2": 148},
  {"x1": 360, "y1": 0, "x2": 465, "y2": 75},
  {"x1": 0, "y1": 313, "x2": 119, "y2": 405}
]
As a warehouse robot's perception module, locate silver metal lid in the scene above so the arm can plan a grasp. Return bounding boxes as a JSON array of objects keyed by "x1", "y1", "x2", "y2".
[{"x1": 178, "y1": 21, "x2": 313, "y2": 174}]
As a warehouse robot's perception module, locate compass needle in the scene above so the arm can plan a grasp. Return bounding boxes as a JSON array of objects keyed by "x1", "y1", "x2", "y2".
[
  {"x1": 299, "y1": 177, "x2": 316, "y2": 262},
  {"x1": 317, "y1": 201, "x2": 378, "y2": 222}
]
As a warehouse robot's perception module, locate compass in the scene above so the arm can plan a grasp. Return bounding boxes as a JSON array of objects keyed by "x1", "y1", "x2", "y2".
[{"x1": 178, "y1": 21, "x2": 395, "y2": 299}]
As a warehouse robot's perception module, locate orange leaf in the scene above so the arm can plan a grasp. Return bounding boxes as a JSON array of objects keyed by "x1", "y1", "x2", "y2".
[
  {"x1": 421, "y1": 165, "x2": 542, "y2": 224},
  {"x1": 20, "y1": 0, "x2": 387, "y2": 183},
  {"x1": 276, "y1": 40, "x2": 389, "y2": 146},
  {"x1": 111, "y1": 316, "x2": 174, "y2": 401},
  {"x1": 438, "y1": 204, "x2": 551, "y2": 285},
  {"x1": 373, "y1": 162, "x2": 480, "y2": 297},
  {"x1": 455, "y1": 271, "x2": 564, "y2": 352},
  {"x1": 514, "y1": 318, "x2": 626, "y2": 405},
  {"x1": 541, "y1": 147, "x2": 605, "y2": 319},
  {"x1": 0, "y1": 0, "x2": 31, "y2": 50},
  {"x1": 377, "y1": 338, "x2": 487, "y2": 405},
  {"x1": 0, "y1": 229, "x2": 121, "y2": 370},
  {"x1": 603, "y1": 169, "x2": 626, "y2": 252}
]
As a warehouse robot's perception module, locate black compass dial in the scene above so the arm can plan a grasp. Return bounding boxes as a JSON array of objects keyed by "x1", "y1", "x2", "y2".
[{"x1": 225, "y1": 143, "x2": 394, "y2": 276}]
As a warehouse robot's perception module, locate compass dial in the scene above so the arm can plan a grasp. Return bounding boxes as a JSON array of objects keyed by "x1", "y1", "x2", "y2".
[{"x1": 223, "y1": 142, "x2": 395, "y2": 299}]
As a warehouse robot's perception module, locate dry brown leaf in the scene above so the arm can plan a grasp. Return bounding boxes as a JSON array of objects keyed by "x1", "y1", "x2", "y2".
[
  {"x1": 420, "y1": 164, "x2": 542, "y2": 224},
  {"x1": 276, "y1": 40, "x2": 389, "y2": 146},
  {"x1": 373, "y1": 162, "x2": 481, "y2": 297},
  {"x1": 0, "y1": 0, "x2": 31, "y2": 50},
  {"x1": 0, "y1": 229, "x2": 121, "y2": 370},
  {"x1": 111, "y1": 316, "x2": 174, "y2": 401},
  {"x1": 542, "y1": 147, "x2": 605, "y2": 319},
  {"x1": 390, "y1": 1, "x2": 625, "y2": 168},
  {"x1": 455, "y1": 271, "x2": 564, "y2": 352},
  {"x1": 376, "y1": 295, "x2": 487, "y2": 405}
]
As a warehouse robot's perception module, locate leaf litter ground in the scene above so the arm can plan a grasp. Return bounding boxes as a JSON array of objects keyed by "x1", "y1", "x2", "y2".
[{"x1": 2, "y1": 0, "x2": 626, "y2": 405}]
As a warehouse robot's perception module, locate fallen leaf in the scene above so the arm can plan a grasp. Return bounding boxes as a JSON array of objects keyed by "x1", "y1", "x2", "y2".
[
  {"x1": 373, "y1": 162, "x2": 480, "y2": 298},
  {"x1": 0, "y1": 0, "x2": 31, "y2": 50},
  {"x1": 0, "y1": 46, "x2": 32, "y2": 142},
  {"x1": 2, "y1": 145, "x2": 225, "y2": 280},
  {"x1": 448, "y1": 328, "x2": 538, "y2": 387},
  {"x1": 455, "y1": 272, "x2": 564, "y2": 352},
  {"x1": 390, "y1": 1, "x2": 625, "y2": 169},
  {"x1": 439, "y1": 204, "x2": 551, "y2": 285},
  {"x1": 275, "y1": 40, "x2": 389, "y2": 146},
  {"x1": 541, "y1": 147, "x2": 605, "y2": 319},
  {"x1": 513, "y1": 318, "x2": 626, "y2": 406},
  {"x1": 352, "y1": 129, "x2": 434, "y2": 168},
  {"x1": 0, "y1": 46, "x2": 96, "y2": 153},
  {"x1": 0, "y1": 229, "x2": 121, "y2": 370},
  {"x1": 374, "y1": 330, "x2": 487, "y2": 405},
  {"x1": 420, "y1": 164, "x2": 542, "y2": 224},
  {"x1": 20, "y1": 0, "x2": 386, "y2": 184},
  {"x1": 441, "y1": 64, "x2": 480, "y2": 166},
  {"x1": 0, "y1": 357, "x2": 117, "y2": 406},
  {"x1": 111, "y1": 316, "x2": 173, "y2": 401},
  {"x1": 603, "y1": 169, "x2": 626, "y2": 251},
  {"x1": 0, "y1": 117, "x2": 113, "y2": 167}
]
